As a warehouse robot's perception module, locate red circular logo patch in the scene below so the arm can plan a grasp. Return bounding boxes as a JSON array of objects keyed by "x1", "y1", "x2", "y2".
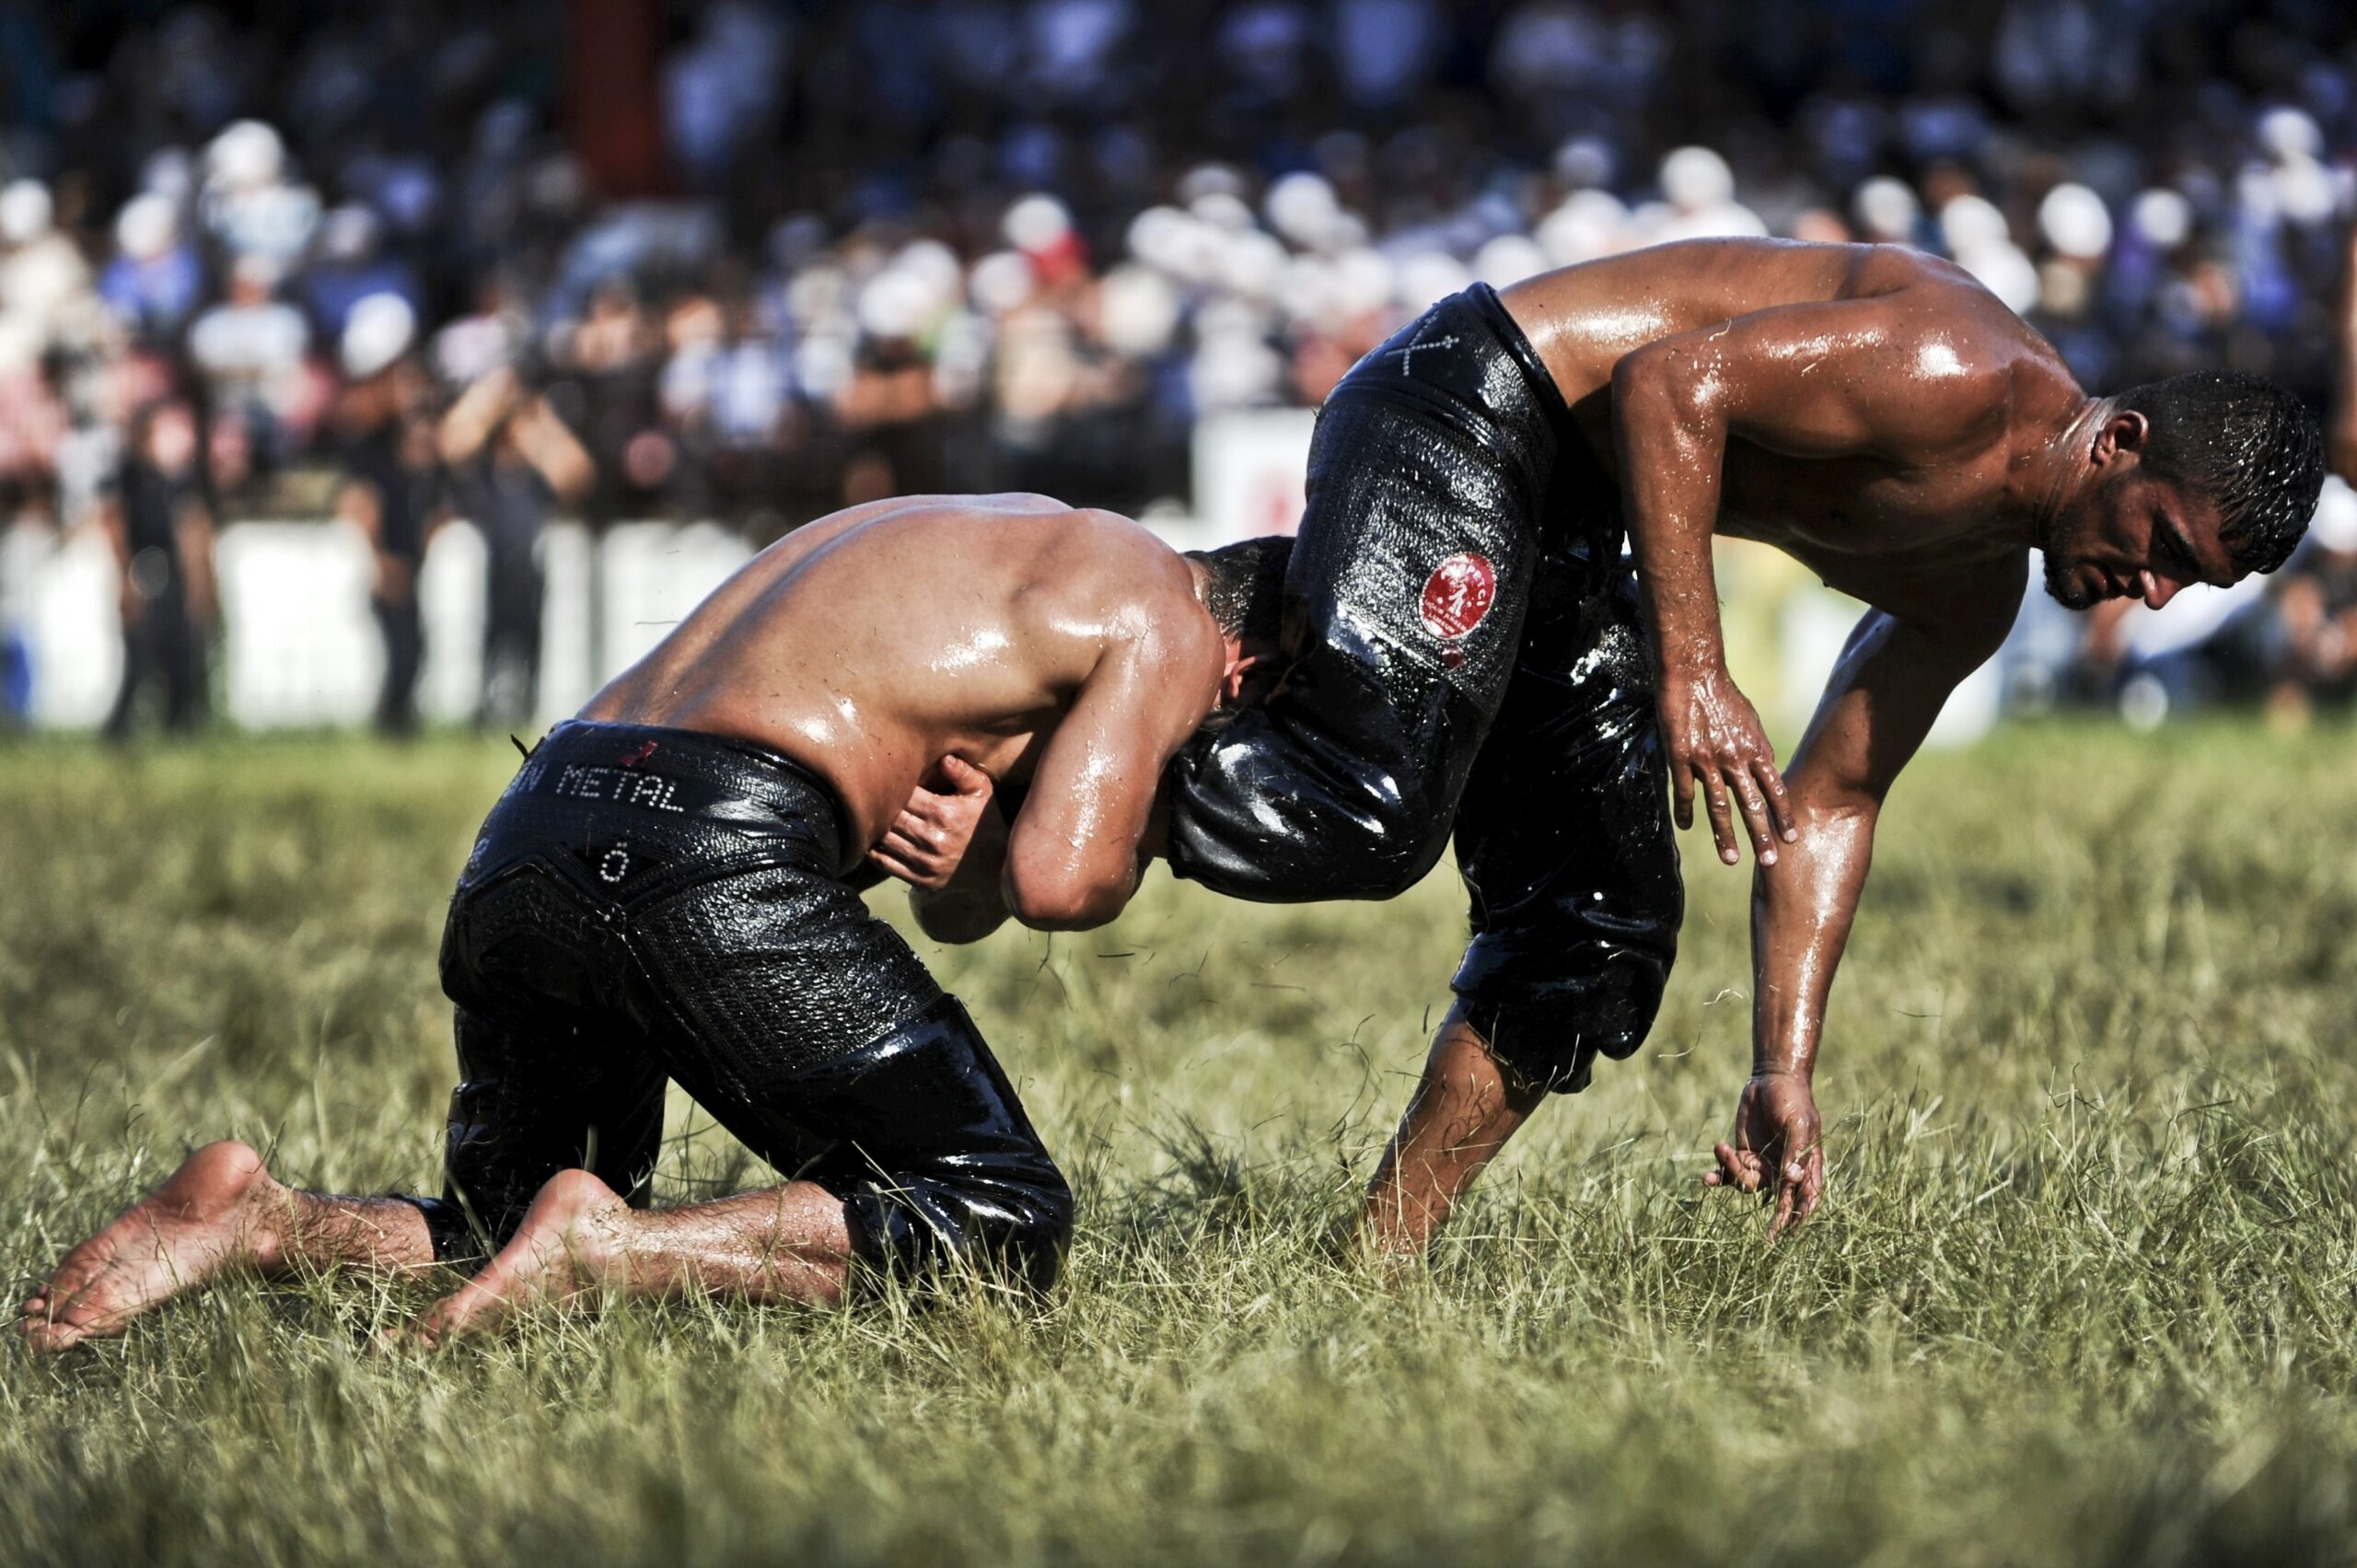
[{"x1": 1420, "y1": 552, "x2": 1497, "y2": 640}]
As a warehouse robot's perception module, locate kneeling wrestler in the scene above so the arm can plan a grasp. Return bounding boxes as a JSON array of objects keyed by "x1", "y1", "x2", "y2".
[{"x1": 22, "y1": 493, "x2": 1283, "y2": 1350}]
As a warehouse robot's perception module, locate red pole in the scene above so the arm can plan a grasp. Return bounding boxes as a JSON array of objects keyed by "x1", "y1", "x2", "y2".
[{"x1": 567, "y1": 0, "x2": 668, "y2": 200}]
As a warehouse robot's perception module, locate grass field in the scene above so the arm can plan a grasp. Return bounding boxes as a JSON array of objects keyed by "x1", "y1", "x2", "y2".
[{"x1": 6, "y1": 723, "x2": 2357, "y2": 1565}]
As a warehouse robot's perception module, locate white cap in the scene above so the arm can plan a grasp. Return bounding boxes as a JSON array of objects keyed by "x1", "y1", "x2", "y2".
[
  {"x1": 115, "y1": 193, "x2": 180, "y2": 261},
  {"x1": 855, "y1": 266, "x2": 935, "y2": 340},
  {"x1": 1277, "y1": 253, "x2": 1337, "y2": 327},
  {"x1": 1176, "y1": 162, "x2": 1247, "y2": 203},
  {"x1": 229, "y1": 250, "x2": 283, "y2": 291},
  {"x1": 2258, "y1": 106, "x2": 2323, "y2": 163},
  {"x1": 2131, "y1": 188, "x2": 2192, "y2": 249},
  {"x1": 138, "y1": 149, "x2": 193, "y2": 212},
  {"x1": 1551, "y1": 135, "x2": 1615, "y2": 191},
  {"x1": 1001, "y1": 193, "x2": 1072, "y2": 253},
  {"x1": 1190, "y1": 191, "x2": 1258, "y2": 236},
  {"x1": 205, "y1": 119, "x2": 286, "y2": 191},
  {"x1": 1938, "y1": 193, "x2": 2011, "y2": 256},
  {"x1": 1961, "y1": 241, "x2": 2040, "y2": 315},
  {"x1": 893, "y1": 238, "x2": 964, "y2": 300},
  {"x1": 1329, "y1": 246, "x2": 1396, "y2": 318},
  {"x1": 968, "y1": 250, "x2": 1035, "y2": 316},
  {"x1": 1220, "y1": 228, "x2": 1288, "y2": 300},
  {"x1": 1099, "y1": 262, "x2": 1181, "y2": 356},
  {"x1": 1395, "y1": 250, "x2": 1472, "y2": 312},
  {"x1": 1660, "y1": 145, "x2": 1735, "y2": 212},
  {"x1": 1162, "y1": 215, "x2": 1226, "y2": 285},
  {"x1": 0, "y1": 179, "x2": 52, "y2": 246},
  {"x1": 2038, "y1": 182, "x2": 2113, "y2": 260},
  {"x1": 1264, "y1": 172, "x2": 1339, "y2": 247},
  {"x1": 1473, "y1": 234, "x2": 1546, "y2": 287},
  {"x1": 342, "y1": 292, "x2": 417, "y2": 378},
  {"x1": 2274, "y1": 157, "x2": 2339, "y2": 227},
  {"x1": 2310, "y1": 474, "x2": 2357, "y2": 553},
  {"x1": 1852, "y1": 177, "x2": 1920, "y2": 242},
  {"x1": 319, "y1": 204, "x2": 379, "y2": 262},
  {"x1": 1124, "y1": 205, "x2": 1189, "y2": 272},
  {"x1": 1537, "y1": 189, "x2": 1629, "y2": 265}
]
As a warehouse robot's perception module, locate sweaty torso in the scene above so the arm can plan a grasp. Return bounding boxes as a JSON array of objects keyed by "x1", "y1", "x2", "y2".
[
  {"x1": 581, "y1": 494, "x2": 1208, "y2": 857},
  {"x1": 1503, "y1": 238, "x2": 2080, "y2": 618}
]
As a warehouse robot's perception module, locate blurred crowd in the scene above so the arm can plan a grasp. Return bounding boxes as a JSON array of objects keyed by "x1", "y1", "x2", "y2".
[{"x1": 5, "y1": 0, "x2": 2357, "y2": 730}]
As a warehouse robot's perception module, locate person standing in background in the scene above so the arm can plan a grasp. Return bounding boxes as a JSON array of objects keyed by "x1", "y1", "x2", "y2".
[
  {"x1": 333, "y1": 295, "x2": 443, "y2": 737},
  {"x1": 100, "y1": 398, "x2": 215, "y2": 738},
  {"x1": 436, "y1": 362, "x2": 595, "y2": 727}
]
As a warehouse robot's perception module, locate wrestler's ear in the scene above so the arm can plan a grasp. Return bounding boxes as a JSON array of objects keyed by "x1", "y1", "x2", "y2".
[
  {"x1": 1220, "y1": 653, "x2": 1262, "y2": 703},
  {"x1": 2094, "y1": 409, "x2": 2150, "y2": 470}
]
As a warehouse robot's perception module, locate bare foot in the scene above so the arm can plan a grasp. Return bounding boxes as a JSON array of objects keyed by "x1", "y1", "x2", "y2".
[
  {"x1": 409, "y1": 1169, "x2": 628, "y2": 1344},
  {"x1": 20, "y1": 1141, "x2": 288, "y2": 1352}
]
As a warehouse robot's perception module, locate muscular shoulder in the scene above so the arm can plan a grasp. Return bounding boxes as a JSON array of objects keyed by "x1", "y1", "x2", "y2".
[
  {"x1": 1835, "y1": 273, "x2": 2054, "y2": 463},
  {"x1": 1028, "y1": 508, "x2": 1215, "y2": 650}
]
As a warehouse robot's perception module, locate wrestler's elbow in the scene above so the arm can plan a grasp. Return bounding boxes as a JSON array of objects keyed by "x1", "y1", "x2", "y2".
[
  {"x1": 1608, "y1": 343, "x2": 1677, "y2": 415},
  {"x1": 1610, "y1": 345, "x2": 1713, "y2": 449},
  {"x1": 1003, "y1": 864, "x2": 1131, "y2": 931}
]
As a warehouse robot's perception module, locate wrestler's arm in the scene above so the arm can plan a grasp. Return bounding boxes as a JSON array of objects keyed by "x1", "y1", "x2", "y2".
[
  {"x1": 1709, "y1": 561, "x2": 2022, "y2": 1231},
  {"x1": 1000, "y1": 628, "x2": 1220, "y2": 932},
  {"x1": 1610, "y1": 288, "x2": 2010, "y2": 866}
]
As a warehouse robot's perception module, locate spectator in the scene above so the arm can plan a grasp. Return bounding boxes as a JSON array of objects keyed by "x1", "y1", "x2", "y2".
[
  {"x1": 98, "y1": 194, "x2": 203, "y2": 343},
  {"x1": 100, "y1": 398, "x2": 215, "y2": 739},
  {"x1": 332, "y1": 294, "x2": 442, "y2": 737},
  {"x1": 4, "y1": 0, "x2": 2357, "y2": 726},
  {"x1": 437, "y1": 362, "x2": 593, "y2": 727},
  {"x1": 187, "y1": 253, "x2": 310, "y2": 491}
]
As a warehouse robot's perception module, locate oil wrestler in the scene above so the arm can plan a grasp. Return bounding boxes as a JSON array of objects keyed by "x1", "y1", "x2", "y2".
[
  {"x1": 1152, "y1": 237, "x2": 2323, "y2": 1244},
  {"x1": 21, "y1": 494, "x2": 1286, "y2": 1350}
]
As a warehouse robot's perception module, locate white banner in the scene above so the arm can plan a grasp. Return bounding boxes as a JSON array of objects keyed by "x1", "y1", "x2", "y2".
[
  {"x1": 2, "y1": 518, "x2": 753, "y2": 731},
  {"x1": 1190, "y1": 408, "x2": 1315, "y2": 545}
]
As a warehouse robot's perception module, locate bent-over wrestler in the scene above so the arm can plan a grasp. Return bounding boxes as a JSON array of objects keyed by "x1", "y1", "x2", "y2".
[
  {"x1": 22, "y1": 494, "x2": 1284, "y2": 1350},
  {"x1": 1143, "y1": 238, "x2": 2323, "y2": 1242}
]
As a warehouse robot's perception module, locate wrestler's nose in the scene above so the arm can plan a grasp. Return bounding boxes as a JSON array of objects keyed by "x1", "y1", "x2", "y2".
[{"x1": 2139, "y1": 570, "x2": 2181, "y2": 610}]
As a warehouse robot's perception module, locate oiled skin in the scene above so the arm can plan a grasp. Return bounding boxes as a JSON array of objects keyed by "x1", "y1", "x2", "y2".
[
  {"x1": 585, "y1": 493, "x2": 1227, "y2": 928},
  {"x1": 1462, "y1": 238, "x2": 2242, "y2": 1225}
]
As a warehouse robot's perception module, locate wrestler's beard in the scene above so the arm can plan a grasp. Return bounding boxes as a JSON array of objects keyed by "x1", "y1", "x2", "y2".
[
  {"x1": 2040, "y1": 510, "x2": 2104, "y2": 610},
  {"x1": 2042, "y1": 548, "x2": 2099, "y2": 610}
]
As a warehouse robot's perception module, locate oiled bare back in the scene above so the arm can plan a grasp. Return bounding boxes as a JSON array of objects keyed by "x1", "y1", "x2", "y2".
[
  {"x1": 582, "y1": 494, "x2": 1207, "y2": 856},
  {"x1": 1504, "y1": 238, "x2": 2080, "y2": 618}
]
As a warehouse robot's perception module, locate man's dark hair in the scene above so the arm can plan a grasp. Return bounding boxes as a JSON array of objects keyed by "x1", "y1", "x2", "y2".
[
  {"x1": 2116, "y1": 371, "x2": 2324, "y2": 575},
  {"x1": 1187, "y1": 536, "x2": 1294, "y2": 645}
]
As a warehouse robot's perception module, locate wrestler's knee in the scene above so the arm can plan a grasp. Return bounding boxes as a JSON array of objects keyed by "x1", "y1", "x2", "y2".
[
  {"x1": 1458, "y1": 945, "x2": 1676, "y2": 1095},
  {"x1": 839, "y1": 1150, "x2": 1074, "y2": 1294},
  {"x1": 1268, "y1": 792, "x2": 1452, "y2": 901},
  {"x1": 789, "y1": 996, "x2": 1074, "y2": 1294},
  {"x1": 1167, "y1": 728, "x2": 1457, "y2": 902}
]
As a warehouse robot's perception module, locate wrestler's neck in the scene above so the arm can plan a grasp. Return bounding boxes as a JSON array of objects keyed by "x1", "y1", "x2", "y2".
[{"x1": 2016, "y1": 394, "x2": 2119, "y2": 555}]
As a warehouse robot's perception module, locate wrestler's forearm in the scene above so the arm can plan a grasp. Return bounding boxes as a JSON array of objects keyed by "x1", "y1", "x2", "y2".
[
  {"x1": 1612, "y1": 354, "x2": 1730, "y2": 670},
  {"x1": 1747, "y1": 798, "x2": 1876, "y2": 1078}
]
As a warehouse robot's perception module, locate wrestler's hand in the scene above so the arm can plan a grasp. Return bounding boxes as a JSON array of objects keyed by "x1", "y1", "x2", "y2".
[
  {"x1": 870, "y1": 755, "x2": 1002, "y2": 890},
  {"x1": 1702, "y1": 1071, "x2": 1824, "y2": 1237},
  {"x1": 1659, "y1": 663, "x2": 1795, "y2": 866}
]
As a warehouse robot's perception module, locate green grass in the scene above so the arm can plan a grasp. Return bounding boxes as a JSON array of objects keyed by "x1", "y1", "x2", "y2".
[{"x1": 6, "y1": 723, "x2": 2357, "y2": 1565}]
